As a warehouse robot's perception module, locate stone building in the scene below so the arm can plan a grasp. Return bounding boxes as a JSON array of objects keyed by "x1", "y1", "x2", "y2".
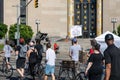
[{"x1": 0, "y1": 0, "x2": 120, "y2": 38}]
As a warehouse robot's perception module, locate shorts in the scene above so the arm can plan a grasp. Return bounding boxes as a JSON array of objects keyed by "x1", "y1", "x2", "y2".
[
  {"x1": 45, "y1": 64, "x2": 55, "y2": 75},
  {"x1": 16, "y1": 58, "x2": 26, "y2": 69},
  {"x1": 5, "y1": 57, "x2": 10, "y2": 63}
]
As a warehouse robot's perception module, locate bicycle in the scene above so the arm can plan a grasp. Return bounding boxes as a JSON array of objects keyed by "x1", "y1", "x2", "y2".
[
  {"x1": 73, "y1": 71, "x2": 87, "y2": 80},
  {"x1": 57, "y1": 60, "x2": 76, "y2": 80},
  {"x1": 25, "y1": 62, "x2": 44, "y2": 79},
  {"x1": 34, "y1": 63, "x2": 44, "y2": 78},
  {"x1": 0, "y1": 55, "x2": 13, "y2": 78}
]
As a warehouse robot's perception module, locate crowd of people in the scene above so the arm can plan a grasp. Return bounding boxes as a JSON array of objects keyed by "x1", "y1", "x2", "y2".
[{"x1": 1, "y1": 33, "x2": 120, "y2": 80}]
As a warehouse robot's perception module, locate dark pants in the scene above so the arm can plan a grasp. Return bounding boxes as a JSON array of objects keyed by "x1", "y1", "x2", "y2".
[
  {"x1": 88, "y1": 74, "x2": 102, "y2": 80},
  {"x1": 29, "y1": 63, "x2": 36, "y2": 80}
]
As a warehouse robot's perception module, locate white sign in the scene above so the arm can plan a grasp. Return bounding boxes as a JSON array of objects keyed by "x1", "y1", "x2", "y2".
[
  {"x1": 15, "y1": 32, "x2": 20, "y2": 39},
  {"x1": 70, "y1": 25, "x2": 82, "y2": 38}
]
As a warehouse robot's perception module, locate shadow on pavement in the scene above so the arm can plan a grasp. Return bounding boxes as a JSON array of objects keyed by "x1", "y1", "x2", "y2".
[{"x1": 9, "y1": 77, "x2": 33, "y2": 80}]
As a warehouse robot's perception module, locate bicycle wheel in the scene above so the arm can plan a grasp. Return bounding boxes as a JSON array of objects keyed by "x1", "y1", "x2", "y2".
[
  {"x1": 4, "y1": 64, "x2": 13, "y2": 78},
  {"x1": 58, "y1": 70, "x2": 70, "y2": 80},
  {"x1": 75, "y1": 72, "x2": 85, "y2": 80},
  {"x1": 68, "y1": 68, "x2": 75, "y2": 80},
  {"x1": 34, "y1": 64, "x2": 44, "y2": 78}
]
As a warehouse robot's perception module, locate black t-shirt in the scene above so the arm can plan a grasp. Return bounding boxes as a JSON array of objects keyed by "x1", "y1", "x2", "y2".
[
  {"x1": 88, "y1": 53, "x2": 104, "y2": 74},
  {"x1": 35, "y1": 44, "x2": 43, "y2": 60},
  {"x1": 104, "y1": 44, "x2": 120, "y2": 79}
]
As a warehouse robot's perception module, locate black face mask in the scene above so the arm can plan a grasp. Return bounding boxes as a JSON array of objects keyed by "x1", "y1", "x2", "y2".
[
  {"x1": 30, "y1": 45, "x2": 34, "y2": 47},
  {"x1": 20, "y1": 42, "x2": 24, "y2": 45}
]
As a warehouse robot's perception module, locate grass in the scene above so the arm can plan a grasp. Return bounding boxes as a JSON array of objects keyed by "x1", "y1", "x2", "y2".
[{"x1": 0, "y1": 44, "x2": 4, "y2": 51}]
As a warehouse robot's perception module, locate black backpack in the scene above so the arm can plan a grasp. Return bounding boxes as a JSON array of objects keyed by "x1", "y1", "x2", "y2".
[
  {"x1": 29, "y1": 49, "x2": 38, "y2": 63},
  {"x1": 35, "y1": 44, "x2": 43, "y2": 61}
]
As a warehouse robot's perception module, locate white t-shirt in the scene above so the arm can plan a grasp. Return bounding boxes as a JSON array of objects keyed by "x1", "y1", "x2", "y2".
[
  {"x1": 70, "y1": 44, "x2": 81, "y2": 61},
  {"x1": 46, "y1": 48, "x2": 56, "y2": 66},
  {"x1": 3, "y1": 44, "x2": 13, "y2": 57}
]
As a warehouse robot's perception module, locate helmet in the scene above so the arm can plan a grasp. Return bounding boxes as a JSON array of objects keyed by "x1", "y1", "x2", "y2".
[
  {"x1": 19, "y1": 38, "x2": 25, "y2": 43},
  {"x1": 105, "y1": 34, "x2": 114, "y2": 41}
]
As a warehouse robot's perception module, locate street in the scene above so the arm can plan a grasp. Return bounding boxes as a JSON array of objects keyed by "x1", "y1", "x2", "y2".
[{"x1": 0, "y1": 38, "x2": 88, "y2": 80}]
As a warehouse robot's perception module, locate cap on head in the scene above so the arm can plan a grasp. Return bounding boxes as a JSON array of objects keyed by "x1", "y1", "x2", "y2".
[
  {"x1": 72, "y1": 38, "x2": 77, "y2": 43},
  {"x1": 19, "y1": 38, "x2": 25, "y2": 44},
  {"x1": 105, "y1": 34, "x2": 114, "y2": 41}
]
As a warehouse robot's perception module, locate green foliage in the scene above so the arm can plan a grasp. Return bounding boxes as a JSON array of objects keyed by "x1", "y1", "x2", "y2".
[
  {"x1": 0, "y1": 23, "x2": 8, "y2": 39},
  {"x1": 117, "y1": 25, "x2": 120, "y2": 36},
  {"x1": 9, "y1": 24, "x2": 34, "y2": 42},
  {"x1": 0, "y1": 44, "x2": 4, "y2": 51},
  {"x1": 112, "y1": 30, "x2": 117, "y2": 34}
]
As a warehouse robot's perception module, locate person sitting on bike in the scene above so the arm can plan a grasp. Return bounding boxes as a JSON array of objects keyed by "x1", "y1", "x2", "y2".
[
  {"x1": 3, "y1": 40, "x2": 13, "y2": 69},
  {"x1": 27, "y1": 41, "x2": 38, "y2": 80}
]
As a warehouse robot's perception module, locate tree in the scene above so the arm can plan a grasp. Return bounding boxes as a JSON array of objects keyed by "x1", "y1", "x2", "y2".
[
  {"x1": 9, "y1": 24, "x2": 34, "y2": 43},
  {"x1": 0, "y1": 23, "x2": 8, "y2": 39},
  {"x1": 117, "y1": 25, "x2": 120, "y2": 36},
  {"x1": 113, "y1": 30, "x2": 117, "y2": 34}
]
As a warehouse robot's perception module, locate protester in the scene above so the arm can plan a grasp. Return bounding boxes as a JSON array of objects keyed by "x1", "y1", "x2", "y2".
[
  {"x1": 3, "y1": 40, "x2": 13, "y2": 69},
  {"x1": 69, "y1": 38, "x2": 82, "y2": 73},
  {"x1": 27, "y1": 41, "x2": 38, "y2": 80},
  {"x1": 15, "y1": 38, "x2": 27, "y2": 80},
  {"x1": 35, "y1": 39, "x2": 43, "y2": 63},
  {"x1": 87, "y1": 45, "x2": 95, "y2": 57},
  {"x1": 104, "y1": 34, "x2": 120, "y2": 80},
  {"x1": 53, "y1": 42, "x2": 59, "y2": 54},
  {"x1": 44, "y1": 43, "x2": 56, "y2": 80},
  {"x1": 87, "y1": 39, "x2": 97, "y2": 57},
  {"x1": 69, "y1": 38, "x2": 82, "y2": 62},
  {"x1": 85, "y1": 43, "x2": 104, "y2": 80}
]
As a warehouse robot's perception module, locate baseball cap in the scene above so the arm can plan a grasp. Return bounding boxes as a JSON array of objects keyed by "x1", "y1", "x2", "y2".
[
  {"x1": 105, "y1": 34, "x2": 114, "y2": 41},
  {"x1": 72, "y1": 38, "x2": 77, "y2": 43}
]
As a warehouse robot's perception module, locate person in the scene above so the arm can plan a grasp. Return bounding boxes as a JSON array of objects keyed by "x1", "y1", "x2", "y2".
[
  {"x1": 87, "y1": 46, "x2": 95, "y2": 57},
  {"x1": 53, "y1": 42, "x2": 59, "y2": 54},
  {"x1": 15, "y1": 38, "x2": 27, "y2": 79},
  {"x1": 3, "y1": 40, "x2": 13, "y2": 69},
  {"x1": 69, "y1": 38, "x2": 82, "y2": 73},
  {"x1": 44, "y1": 43, "x2": 56, "y2": 80},
  {"x1": 27, "y1": 41, "x2": 38, "y2": 80},
  {"x1": 85, "y1": 43, "x2": 104, "y2": 80},
  {"x1": 69, "y1": 38, "x2": 82, "y2": 62},
  {"x1": 104, "y1": 34, "x2": 120, "y2": 80},
  {"x1": 35, "y1": 39, "x2": 43, "y2": 63}
]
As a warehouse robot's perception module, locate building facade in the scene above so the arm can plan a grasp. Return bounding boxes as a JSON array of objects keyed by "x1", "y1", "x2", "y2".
[
  {"x1": 0, "y1": 0, "x2": 120, "y2": 38},
  {"x1": 0, "y1": 0, "x2": 4, "y2": 23}
]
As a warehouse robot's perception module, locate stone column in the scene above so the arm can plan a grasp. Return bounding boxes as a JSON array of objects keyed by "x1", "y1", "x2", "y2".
[
  {"x1": 67, "y1": 0, "x2": 74, "y2": 37},
  {"x1": 97, "y1": 0, "x2": 102, "y2": 36}
]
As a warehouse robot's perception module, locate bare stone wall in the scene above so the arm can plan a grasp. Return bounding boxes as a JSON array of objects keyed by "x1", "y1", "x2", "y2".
[
  {"x1": 103, "y1": 0, "x2": 120, "y2": 33},
  {"x1": 4, "y1": 0, "x2": 20, "y2": 27},
  {"x1": 28, "y1": 0, "x2": 67, "y2": 37}
]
